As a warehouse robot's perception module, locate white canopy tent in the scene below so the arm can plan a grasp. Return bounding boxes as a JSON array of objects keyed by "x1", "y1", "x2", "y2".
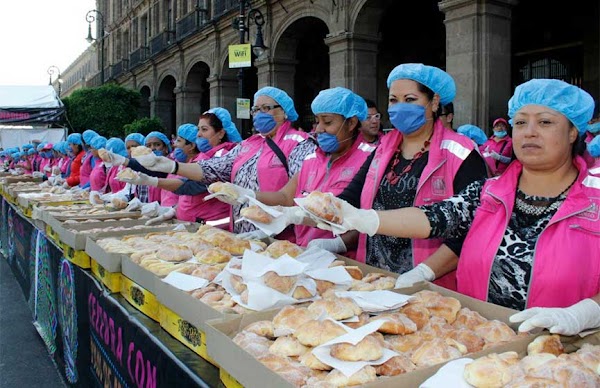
[{"x1": 0, "y1": 85, "x2": 66, "y2": 149}]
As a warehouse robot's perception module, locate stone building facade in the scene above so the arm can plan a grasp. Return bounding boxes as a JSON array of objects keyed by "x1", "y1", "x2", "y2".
[{"x1": 60, "y1": 0, "x2": 600, "y2": 137}]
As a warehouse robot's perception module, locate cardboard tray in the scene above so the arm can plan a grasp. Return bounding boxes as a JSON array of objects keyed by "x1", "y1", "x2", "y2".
[
  {"x1": 52, "y1": 210, "x2": 142, "y2": 221},
  {"x1": 205, "y1": 282, "x2": 537, "y2": 388},
  {"x1": 86, "y1": 223, "x2": 199, "y2": 273}
]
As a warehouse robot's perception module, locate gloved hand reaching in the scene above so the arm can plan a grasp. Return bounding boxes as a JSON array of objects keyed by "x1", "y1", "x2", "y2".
[
  {"x1": 98, "y1": 149, "x2": 127, "y2": 166},
  {"x1": 510, "y1": 298, "x2": 600, "y2": 336},
  {"x1": 125, "y1": 198, "x2": 143, "y2": 211},
  {"x1": 141, "y1": 201, "x2": 161, "y2": 217},
  {"x1": 32, "y1": 171, "x2": 45, "y2": 178},
  {"x1": 205, "y1": 182, "x2": 255, "y2": 206},
  {"x1": 43, "y1": 165, "x2": 51, "y2": 173},
  {"x1": 145, "y1": 206, "x2": 176, "y2": 225},
  {"x1": 135, "y1": 153, "x2": 176, "y2": 174},
  {"x1": 490, "y1": 151, "x2": 511, "y2": 164},
  {"x1": 89, "y1": 191, "x2": 104, "y2": 205},
  {"x1": 394, "y1": 263, "x2": 435, "y2": 289},
  {"x1": 306, "y1": 236, "x2": 347, "y2": 253},
  {"x1": 312, "y1": 198, "x2": 380, "y2": 236},
  {"x1": 118, "y1": 171, "x2": 159, "y2": 187}
]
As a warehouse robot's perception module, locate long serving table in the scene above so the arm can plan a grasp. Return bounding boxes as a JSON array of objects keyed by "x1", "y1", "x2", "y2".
[{"x1": 0, "y1": 196, "x2": 222, "y2": 387}]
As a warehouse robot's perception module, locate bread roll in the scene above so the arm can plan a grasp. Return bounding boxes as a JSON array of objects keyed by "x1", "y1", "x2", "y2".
[
  {"x1": 194, "y1": 247, "x2": 232, "y2": 264},
  {"x1": 244, "y1": 320, "x2": 275, "y2": 339},
  {"x1": 399, "y1": 304, "x2": 430, "y2": 330},
  {"x1": 385, "y1": 333, "x2": 425, "y2": 355},
  {"x1": 299, "y1": 351, "x2": 332, "y2": 371},
  {"x1": 292, "y1": 285, "x2": 314, "y2": 300},
  {"x1": 294, "y1": 319, "x2": 347, "y2": 347},
  {"x1": 189, "y1": 264, "x2": 222, "y2": 282},
  {"x1": 375, "y1": 354, "x2": 417, "y2": 376},
  {"x1": 308, "y1": 298, "x2": 362, "y2": 321},
  {"x1": 130, "y1": 146, "x2": 153, "y2": 157},
  {"x1": 232, "y1": 331, "x2": 273, "y2": 358},
  {"x1": 269, "y1": 336, "x2": 309, "y2": 358},
  {"x1": 463, "y1": 352, "x2": 519, "y2": 388},
  {"x1": 474, "y1": 320, "x2": 517, "y2": 345},
  {"x1": 116, "y1": 167, "x2": 138, "y2": 180},
  {"x1": 230, "y1": 274, "x2": 247, "y2": 294},
  {"x1": 156, "y1": 244, "x2": 193, "y2": 262},
  {"x1": 453, "y1": 307, "x2": 488, "y2": 330},
  {"x1": 330, "y1": 335, "x2": 383, "y2": 362},
  {"x1": 263, "y1": 271, "x2": 297, "y2": 294},
  {"x1": 265, "y1": 240, "x2": 304, "y2": 258},
  {"x1": 111, "y1": 197, "x2": 128, "y2": 209},
  {"x1": 426, "y1": 296, "x2": 461, "y2": 324},
  {"x1": 570, "y1": 343, "x2": 600, "y2": 374},
  {"x1": 303, "y1": 191, "x2": 343, "y2": 224},
  {"x1": 527, "y1": 334, "x2": 564, "y2": 356},
  {"x1": 526, "y1": 357, "x2": 600, "y2": 387},
  {"x1": 345, "y1": 313, "x2": 370, "y2": 329},
  {"x1": 324, "y1": 366, "x2": 377, "y2": 387},
  {"x1": 370, "y1": 312, "x2": 418, "y2": 335},
  {"x1": 272, "y1": 306, "x2": 317, "y2": 334},
  {"x1": 410, "y1": 338, "x2": 464, "y2": 367},
  {"x1": 446, "y1": 328, "x2": 485, "y2": 353},
  {"x1": 343, "y1": 266, "x2": 363, "y2": 280},
  {"x1": 240, "y1": 205, "x2": 273, "y2": 224}
]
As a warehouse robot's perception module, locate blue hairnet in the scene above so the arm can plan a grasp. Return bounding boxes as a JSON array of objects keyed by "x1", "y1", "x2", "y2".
[
  {"x1": 206, "y1": 107, "x2": 242, "y2": 143},
  {"x1": 36, "y1": 143, "x2": 46, "y2": 152},
  {"x1": 177, "y1": 124, "x2": 199, "y2": 143},
  {"x1": 508, "y1": 79, "x2": 594, "y2": 135},
  {"x1": 588, "y1": 136, "x2": 600, "y2": 158},
  {"x1": 83, "y1": 129, "x2": 99, "y2": 145},
  {"x1": 106, "y1": 137, "x2": 127, "y2": 157},
  {"x1": 125, "y1": 133, "x2": 145, "y2": 146},
  {"x1": 59, "y1": 142, "x2": 69, "y2": 154},
  {"x1": 67, "y1": 133, "x2": 82, "y2": 145},
  {"x1": 457, "y1": 124, "x2": 488, "y2": 146},
  {"x1": 254, "y1": 86, "x2": 299, "y2": 122},
  {"x1": 12, "y1": 152, "x2": 20, "y2": 159},
  {"x1": 22, "y1": 144, "x2": 33, "y2": 150},
  {"x1": 145, "y1": 131, "x2": 172, "y2": 153},
  {"x1": 311, "y1": 87, "x2": 368, "y2": 121},
  {"x1": 89, "y1": 136, "x2": 107, "y2": 150},
  {"x1": 27, "y1": 149, "x2": 36, "y2": 155},
  {"x1": 386, "y1": 63, "x2": 456, "y2": 105}
]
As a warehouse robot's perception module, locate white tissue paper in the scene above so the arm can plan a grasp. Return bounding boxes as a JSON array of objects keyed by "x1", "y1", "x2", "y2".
[
  {"x1": 419, "y1": 358, "x2": 473, "y2": 388},
  {"x1": 334, "y1": 290, "x2": 413, "y2": 313},
  {"x1": 239, "y1": 197, "x2": 289, "y2": 235},
  {"x1": 162, "y1": 271, "x2": 209, "y2": 291}
]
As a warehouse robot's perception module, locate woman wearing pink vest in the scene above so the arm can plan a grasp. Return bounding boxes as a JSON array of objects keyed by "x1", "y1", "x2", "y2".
[
  {"x1": 113, "y1": 109, "x2": 241, "y2": 224},
  {"x1": 322, "y1": 79, "x2": 600, "y2": 336},
  {"x1": 582, "y1": 108, "x2": 599, "y2": 168},
  {"x1": 244, "y1": 88, "x2": 376, "y2": 254},
  {"x1": 79, "y1": 129, "x2": 100, "y2": 188},
  {"x1": 481, "y1": 118, "x2": 513, "y2": 176},
  {"x1": 88, "y1": 136, "x2": 109, "y2": 204},
  {"x1": 129, "y1": 88, "x2": 314, "y2": 237},
  {"x1": 104, "y1": 138, "x2": 128, "y2": 194},
  {"x1": 335, "y1": 64, "x2": 486, "y2": 290}
]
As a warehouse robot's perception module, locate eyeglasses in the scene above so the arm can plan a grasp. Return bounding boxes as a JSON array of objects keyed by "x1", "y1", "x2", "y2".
[
  {"x1": 367, "y1": 113, "x2": 381, "y2": 120},
  {"x1": 250, "y1": 104, "x2": 282, "y2": 115}
]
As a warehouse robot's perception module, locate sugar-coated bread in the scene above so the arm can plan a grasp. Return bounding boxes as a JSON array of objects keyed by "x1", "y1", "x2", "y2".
[
  {"x1": 263, "y1": 271, "x2": 297, "y2": 294},
  {"x1": 330, "y1": 334, "x2": 383, "y2": 362},
  {"x1": 116, "y1": 167, "x2": 138, "y2": 180},
  {"x1": 308, "y1": 298, "x2": 362, "y2": 320},
  {"x1": 292, "y1": 285, "x2": 314, "y2": 300},
  {"x1": 303, "y1": 191, "x2": 343, "y2": 224},
  {"x1": 324, "y1": 366, "x2": 377, "y2": 387},
  {"x1": 474, "y1": 320, "x2": 517, "y2": 345},
  {"x1": 384, "y1": 333, "x2": 425, "y2": 355},
  {"x1": 399, "y1": 304, "x2": 430, "y2": 330},
  {"x1": 244, "y1": 320, "x2": 275, "y2": 339},
  {"x1": 269, "y1": 335, "x2": 309, "y2": 357},
  {"x1": 463, "y1": 352, "x2": 520, "y2": 388},
  {"x1": 156, "y1": 244, "x2": 193, "y2": 262},
  {"x1": 453, "y1": 307, "x2": 488, "y2": 330},
  {"x1": 272, "y1": 306, "x2": 317, "y2": 334},
  {"x1": 446, "y1": 328, "x2": 485, "y2": 353},
  {"x1": 194, "y1": 247, "x2": 232, "y2": 264},
  {"x1": 370, "y1": 312, "x2": 418, "y2": 335},
  {"x1": 375, "y1": 354, "x2": 417, "y2": 376},
  {"x1": 130, "y1": 145, "x2": 153, "y2": 157},
  {"x1": 527, "y1": 334, "x2": 564, "y2": 356},
  {"x1": 240, "y1": 205, "x2": 273, "y2": 224},
  {"x1": 343, "y1": 266, "x2": 363, "y2": 280},
  {"x1": 410, "y1": 338, "x2": 465, "y2": 367},
  {"x1": 299, "y1": 351, "x2": 332, "y2": 371},
  {"x1": 264, "y1": 240, "x2": 304, "y2": 258},
  {"x1": 294, "y1": 319, "x2": 347, "y2": 347}
]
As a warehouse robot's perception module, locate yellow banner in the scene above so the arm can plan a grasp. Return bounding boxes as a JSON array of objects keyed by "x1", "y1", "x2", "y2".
[{"x1": 228, "y1": 44, "x2": 252, "y2": 68}]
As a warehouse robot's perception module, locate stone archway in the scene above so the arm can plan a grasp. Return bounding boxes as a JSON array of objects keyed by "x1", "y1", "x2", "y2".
[
  {"x1": 271, "y1": 17, "x2": 330, "y2": 132},
  {"x1": 139, "y1": 85, "x2": 151, "y2": 118},
  {"x1": 156, "y1": 75, "x2": 177, "y2": 136},
  {"x1": 181, "y1": 61, "x2": 210, "y2": 125}
]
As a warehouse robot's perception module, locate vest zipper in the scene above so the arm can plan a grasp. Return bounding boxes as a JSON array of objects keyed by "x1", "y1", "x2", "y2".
[
  {"x1": 569, "y1": 224, "x2": 600, "y2": 236},
  {"x1": 485, "y1": 190, "x2": 511, "y2": 303}
]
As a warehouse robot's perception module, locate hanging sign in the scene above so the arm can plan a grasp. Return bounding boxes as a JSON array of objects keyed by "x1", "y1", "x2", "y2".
[{"x1": 228, "y1": 44, "x2": 252, "y2": 68}]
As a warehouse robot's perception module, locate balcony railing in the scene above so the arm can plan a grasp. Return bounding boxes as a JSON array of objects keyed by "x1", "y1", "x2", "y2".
[
  {"x1": 214, "y1": 0, "x2": 239, "y2": 17},
  {"x1": 150, "y1": 31, "x2": 175, "y2": 56},
  {"x1": 129, "y1": 47, "x2": 149, "y2": 68},
  {"x1": 176, "y1": 8, "x2": 209, "y2": 41}
]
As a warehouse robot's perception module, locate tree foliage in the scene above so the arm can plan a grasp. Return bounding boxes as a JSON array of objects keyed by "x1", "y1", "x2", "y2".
[
  {"x1": 123, "y1": 117, "x2": 165, "y2": 136},
  {"x1": 63, "y1": 83, "x2": 141, "y2": 138}
]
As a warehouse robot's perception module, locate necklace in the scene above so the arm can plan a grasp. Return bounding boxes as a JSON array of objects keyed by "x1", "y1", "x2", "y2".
[
  {"x1": 514, "y1": 174, "x2": 577, "y2": 216},
  {"x1": 385, "y1": 131, "x2": 433, "y2": 185}
]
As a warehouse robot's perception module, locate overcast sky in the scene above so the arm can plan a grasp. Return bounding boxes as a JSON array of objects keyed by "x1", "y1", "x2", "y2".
[{"x1": 0, "y1": 0, "x2": 97, "y2": 86}]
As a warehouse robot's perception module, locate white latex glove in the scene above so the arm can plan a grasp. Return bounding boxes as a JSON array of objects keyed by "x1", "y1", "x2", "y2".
[
  {"x1": 89, "y1": 191, "x2": 104, "y2": 205},
  {"x1": 510, "y1": 298, "x2": 600, "y2": 336},
  {"x1": 125, "y1": 198, "x2": 143, "y2": 211},
  {"x1": 205, "y1": 182, "x2": 256, "y2": 205},
  {"x1": 394, "y1": 263, "x2": 436, "y2": 289},
  {"x1": 280, "y1": 206, "x2": 307, "y2": 226},
  {"x1": 135, "y1": 153, "x2": 176, "y2": 174},
  {"x1": 306, "y1": 236, "x2": 347, "y2": 253},
  {"x1": 237, "y1": 229, "x2": 269, "y2": 240},
  {"x1": 98, "y1": 149, "x2": 126, "y2": 166},
  {"x1": 32, "y1": 171, "x2": 44, "y2": 178},
  {"x1": 118, "y1": 171, "x2": 158, "y2": 187},
  {"x1": 62, "y1": 181, "x2": 70, "y2": 189},
  {"x1": 43, "y1": 165, "x2": 51, "y2": 172},
  {"x1": 141, "y1": 201, "x2": 161, "y2": 217},
  {"x1": 145, "y1": 206, "x2": 176, "y2": 226},
  {"x1": 313, "y1": 199, "x2": 380, "y2": 236}
]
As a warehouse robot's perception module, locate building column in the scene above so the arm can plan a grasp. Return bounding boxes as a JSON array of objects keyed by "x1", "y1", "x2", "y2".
[
  {"x1": 324, "y1": 32, "x2": 380, "y2": 101},
  {"x1": 439, "y1": 0, "x2": 517, "y2": 131},
  {"x1": 174, "y1": 87, "x2": 185, "y2": 127},
  {"x1": 254, "y1": 57, "x2": 297, "y2": 95},
  {"x1": 174, "y1": 86, "x2": 204, "y2": 125}
]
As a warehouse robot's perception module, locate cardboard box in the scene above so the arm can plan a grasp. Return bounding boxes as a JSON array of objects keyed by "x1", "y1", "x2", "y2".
[
  {"x1": 205, "y1": 282, "x2": 537, "y2": 388},
  {"x1": 120, "y1": 274, "x2": 160, "y2": 321},
  {"x1": 91, "y1": 259, "x2": 122, "y2": 293}
]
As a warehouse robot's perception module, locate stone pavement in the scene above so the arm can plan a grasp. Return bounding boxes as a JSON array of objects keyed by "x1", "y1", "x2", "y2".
[{"x1": 0, "y1": 257, "x2": 66, "y2": 388}]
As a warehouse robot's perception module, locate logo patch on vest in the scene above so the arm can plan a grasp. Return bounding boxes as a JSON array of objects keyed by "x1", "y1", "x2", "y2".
[
  {"x1": 240, "y1": 145, "x2": 250, "y2": 154},
  {"x1": 340, "y1": 167, "x2": 354, "y2": 179},
  {"x1": 431, "y1": 176, "x2": 446, "y2": 196},
  {"x1": 576, "y1": 203, "x2": 600, "y2": 221},
  {"x1": 305, "y1": 172, "x2": 316, "y2": 189}
]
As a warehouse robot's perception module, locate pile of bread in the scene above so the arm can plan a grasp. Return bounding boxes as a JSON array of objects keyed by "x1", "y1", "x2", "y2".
[
  {"x1": 230, "y1": 290, "x2": 523, "y2": 387},
  {"x1": 464, "y1": 335, "x2": 600, "y2": 387},
  {"x1": 76, "y1": 222, "x2": 180, "y2": 235}
]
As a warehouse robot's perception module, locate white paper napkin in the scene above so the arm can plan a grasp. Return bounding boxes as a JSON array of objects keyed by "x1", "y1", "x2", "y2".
[
  {"x1": 293, "y1": 197, "x2": 347, "y2": 235},
  {"x1": 334, "y1": 290, "x2": 413, "y2": 313},
  {"x1": 242, "y1": 250, "x2": 308, "y2": 278},
  {"x1": 306, "y1": 266, "x2": 353, "y2": 288},
  {"x1": 239, "y1": 197, "x2": 290, "y2": 235},
  {"x1": 232, "y1": 281, "x2": 298, "y2": 311},
  {"x1": 419, "y1": 358, "x2": 473, "y2": 388},
  {"x1": 312, "y1": 319, "x2": 399, "y2": 377},
  {"x1": 162, "y1": 271, "x2": 209, "y2": 291},
  {"x1": 294, "y1": 246, "x2": 337, "y2": 271}
]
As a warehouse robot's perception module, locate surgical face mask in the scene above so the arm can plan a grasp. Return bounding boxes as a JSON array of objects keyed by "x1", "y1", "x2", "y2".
[
  {"x1": 173, "y1": 148, "x2": 187, "y2": 162},
  {"x1": 316, "y1": 119, "x2": 348, "y2": 153},
  {"x1": 494, "y1": 131, "x2": 507, "y2": 138},
  {"x1": 152, "y1": 149, "x2": 165, "y2": 157},
  {"x1": 253, "y1": 112, "x2": 277, "y2": 134},
  {"x1": 388, "y1": 103, "x2": 429, "y2": 135},
  {"x1": 195, "y1": 137, "x2": 212, "y2": 153},
  {"x1": 588, "y1": 122, "x2": 600, "y2": 134}
]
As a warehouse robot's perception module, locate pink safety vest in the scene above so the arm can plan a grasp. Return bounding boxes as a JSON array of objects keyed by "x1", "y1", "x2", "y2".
[
  {"x1": 176, "y1": 142, "x2": 237, "y2": 222},
  {"x1": 59, "y1": 156, "x2": 70, "y2": 175},
  {"x1": 229, "y1": 121, "x2": 308, "y2": 233},
  {"x1": 106, "y1": 165, "x2": 126, "y2": 193},
  {"x1": 295, "y1": 138, "x2": 376, "y2": 253},
  {"x1": 79, "y1": 152, "x2": 95, "y2": 186},
  {"x1": 89, "y1": 161, "x2": 108, "y2": 192},
  {"x1": 358, "y1": 120, "x2": 476, "y2": 290},
  {"x1": 481, "y1": 136, "x2": 513, "y2": 176},
  {"x1": 457, "y1": 156, "x2": 600, "y2": 308},
  {"x1": 39, "y1": 158, "x2": 51, "y2": 176}
]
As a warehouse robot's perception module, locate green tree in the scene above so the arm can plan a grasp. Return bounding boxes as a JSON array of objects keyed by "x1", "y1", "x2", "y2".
[
  {"x1": 63, "y1": 83, "x2": 141, "y2": 138},
  {"x1": 123, "y1": 117, "x2": 165, "y2": 136}
]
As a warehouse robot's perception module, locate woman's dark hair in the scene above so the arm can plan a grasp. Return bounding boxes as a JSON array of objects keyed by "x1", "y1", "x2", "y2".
[
  {"x1": 199, "y1": 113, "x2": 229, "y2": 143},
  {"x1": 573, "y1": 131, "x2": 585, "y2": 156},
  {"x1": 416, "y1": 83, "x2": 441, "y2": 119}
]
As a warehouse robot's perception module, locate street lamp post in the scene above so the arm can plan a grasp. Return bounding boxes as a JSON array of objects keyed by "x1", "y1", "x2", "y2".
[
  {"x1": 47, "y1": 65, "x2": 62, "y2": 97},
  {"x1": 85, "y1": 9, "x2": 105, "y2": 85},
  {"x1": 233, "y1": 0, "x2": 268, "y2": 137}
]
